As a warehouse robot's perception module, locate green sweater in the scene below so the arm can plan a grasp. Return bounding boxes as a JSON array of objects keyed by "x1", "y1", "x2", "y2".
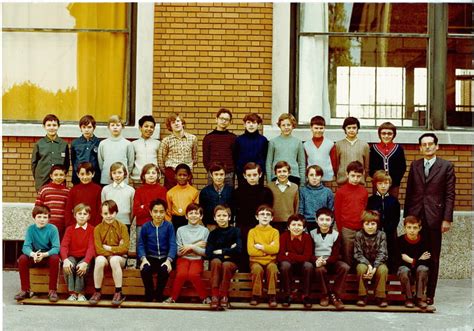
[
  {"x1": 265, "y1": 135, "x2": 305, "y2": 183},
  {"x1": 22, "y1": 224, "x2": 60, "y2": 256}
]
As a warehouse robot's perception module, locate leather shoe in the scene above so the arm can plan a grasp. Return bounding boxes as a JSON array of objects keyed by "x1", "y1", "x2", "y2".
[
  {"x1": 268, "y1": 295, "x2": 277, "y2": 308},
  {"x1": 329, "y1": 294, "x2": 344, "y2": 310},
  {"x1": 302, "y1": 296, "x2": 312, "y2": 309},
  {"x1": 319, "y1": 296, "x2": 329, "y2": 307},
  {"x1": 210, "y1": 296, "x2": 219, "y2": 310},
  {"x1": 405, "y1": 299, "x2": 415, "y2": 308},
  {"x1": 426, "y1": 297, "x2": 434, "y2": 305},
  {"x1": 416, "y1": 299, "x2": 428, "y2": 309},
  {"x1": 14, "y1": 290, "x2": 30, "y2": 301},
  {"x1": 220, "y1": 296, "x2": 230, "y2": 308},
  {"x1": 356, "y1": 296, "x2": 367, "y2": 307},
  {"x1": 250, "y1": 296, "x2": 259, "y2": 306}
]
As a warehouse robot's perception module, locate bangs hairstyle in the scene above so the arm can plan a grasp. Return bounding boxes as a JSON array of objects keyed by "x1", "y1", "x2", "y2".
[
  {"x1": 274, "y1": 160, "x2": 291, "y2": 172},
  {"x1": 73, "y1": 203, "x2": 91, "y2": 215},
  {"x1": 165, "y1": 113, "x2": 185, "y2": 131},
  {"x1": 216, "y1": 108, "x2": 232, "y2": 120},
  {"x1": 255, "y1": 204, "x2": 274, "y2": 216},
  {"x1": 209, "y1": 162, "x2": 226, "y2": 174},
  {"x1": 403, "y1": 215, "x2": 422, "y2": 226},
  {"x1": 342, "y1": 116, "x2": 360, "y2": 130},
  {"x1": 108, "y1": 114, "x2": 123, "y2": 126},
  {"x1": 287, "y1": 214, "x2": 306, "y2": 228},
  {"x1": 372, "y1": 170, "x2": 392, "y2": 185},
  {"x1": 186, "y1": 203, "x2": 203, "y2": 216},
  {"x1": 32, "y1": 205, "x2": 51, "y2": 218},
  {"x1": 243, "y1": 113, "x2": 262, "y2": 124},
  {"x1": 140, "y1": 163, "x2": 161, "y2": 183},
  {"x1": 243, "y1": 162, "x2": 262, "y2": 174},
  {"x1": 306, "y1": 164, "x2": 323, "y2": 178},
  {"x1": 109, "y1": 162, "x2": 128, "y2": 180},
  {"x1": 346, "y1": 160, "x2": 364, "y2": 174},
  {"x1": 310, "y1": 115, "x2": 326, "y2": 127},
  {"x1": 49, "y1": 164, "x2": 66, "y2": 176},
  {"x1": 149, "y1": 198, "x2": 167, "y2": 211},
  {"x1": 77, "y1": 162, "x2": 94, "y2": 174},
  {"x1": 79, "y1": 115, "x2": 96, "y2": 128},
  {"x1": 214, "y1": 204, "x2": 232, "y2": 218},
  {"x1": 139, "y1": 115, "x2": 156, "y2": 127},
  {"x1": 378, "y1": 122, "x2": 397, "y2": 139},
  {"x1": 361, "y1": 210, "x2": 380, "y2": 225},
  {"x1": 316, "y1": 207, "x2": 333, "y2": 219},
  {"x1": 277, "y1": 113, "x2": 297, "y2": 128},
  {"x1": 42, "y1": 114, "x2": 60, "y2": 126},
  {"x1": 102, "y1": 200, "x2": 119, "y2": 214}
]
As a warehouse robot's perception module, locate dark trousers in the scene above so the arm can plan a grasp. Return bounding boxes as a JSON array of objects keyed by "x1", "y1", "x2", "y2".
[
  {"x1": 279, "y1": 261, "x2": 313, "y2": 297},
  {"x1": 425, "y1": 227, "x2": 442, "y2": 299},
  {"x1": 210, "y1": 258, "x2": 238, "y2": 297},
  {"x1": 397, "y1": 265, "x2": 429, "y2": 300},
  {"x1": 18, "y1": 254, "x2": 60, "y2": 291},
  {"x1": 140, "y1": 256, "x2": 170, "y2": 302},
  {"x1": 314, "y1": 261, "x2": 350, "y2": 297},
  {"x1": 238, "y1": 225, "x2": 252, "y2": 272},
  {"x1": 171, "y1": 215, "x2": 188, "y2": 233}
]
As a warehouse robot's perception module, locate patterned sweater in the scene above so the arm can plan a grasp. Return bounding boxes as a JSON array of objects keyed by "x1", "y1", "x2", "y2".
[{"x1": 354, "y1": 230, "x2": 387, "y2": 268}]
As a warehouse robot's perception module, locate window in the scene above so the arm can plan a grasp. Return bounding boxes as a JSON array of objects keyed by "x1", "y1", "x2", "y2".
[{"x1": 2, "y1": 3, "x2": 134, "y2": 124}]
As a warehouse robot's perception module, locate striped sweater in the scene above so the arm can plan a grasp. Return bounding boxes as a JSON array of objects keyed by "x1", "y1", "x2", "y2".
[{"x1": 35, "y1": 182, "x2": 70, "y2": 233}]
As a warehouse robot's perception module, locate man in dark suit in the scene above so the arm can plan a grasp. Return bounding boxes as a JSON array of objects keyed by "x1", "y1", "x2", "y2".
[{"x1": 404, "y1": 133, "x2": 455, "y2": 305}]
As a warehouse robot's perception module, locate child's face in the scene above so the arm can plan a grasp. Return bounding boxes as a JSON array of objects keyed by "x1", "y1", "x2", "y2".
[
  {"x1": 404, "y1": 222, "x2": 421, "y2": 240},
  {"x1": 347, "y1": 171, "x2": 363, "y2": 185},
  {"x1": 101, "y1": 205, "x2": 117, "y2": 223},
  {"x1": 244, "y1": 120, "x2": 258, "y2": 133},
  {"x1": 108, "y1": 122, "x2": 123, "y2": 137},
  {"x1": 111, "y1": 167, "x2": 126, "y2": 184},
  {"x1": 214, "y1": 209, "x2": 230, "y2": 228},
  {"x1": 344, "y1": 124, "x2": 358, "y2": 139},
  {"x1": 144, "y1": 167, "x2": 159, "y2": 184},
  {"x1": 44, "y1": 120, "x2": 59, "y2": 138},
  {"x1": 243, "y1": 168, "x2": 261, "y2": 186},
  {"x1": 216, "y1": 113, "x2": 231, "y2": 130},
  {"x1": 187, "y1": 209, "x2": 202, "y2": 226},
  {"x1": 379, "y1": 129, "x2": 394, "y2": 144},
  {"x1": 75, "y1": 209, "x2": 90, "y2": 227},
  {"x1": 307, "y1": 168, "x2": 322, "y2": 186},
  {"x1": 255, "y1": 209, "x2": 273, "y2": 226},
  {"x1": 316, "y1": 214, "x2": 332, "y2": 233},
  {"x1": 80, "y1": 123, "x2": 95, "y2": 139},
  {"x1": 279, "y1": 119, "x2": 294, "y2": 136},
  {"x1": 175, "y1": 168, "x2": 190, "y2": 186},
  {"x1": 150, "y1": 204, "x2": 166, "y2": 223},
  {"x1": 34, "y1": 213, "x2": 50, "y2": 229},
  {"x1": 171, "y1": 117, "x2": 184, "y2": 133},
  {"x1": 50, "y1": 169, "x2": 66, "y2": 185},
  {"x1": 275, "y1": 166, "x2": 289, "y2": 183},
  {"x1": 211, "y1": 169, "x2": 226, "y2": 187},
  {"x1": 288, "y1": 220, "x2": 304, "y2": 237},
  {"x1": 311, "y1": 124, "x2": 325, "y2": 138},
  {"x1": 363, "y1": 221, "x2": 378, "y2": 235},
  {"x1": 376, "y1": 180, "x2": 390, "y2": 195},
  {"x1": 78, "y1": 168, "x2": 94, "y2": 184},
  {"x1": 140, "y1": 121, "x2": 155, "y2": 139}
]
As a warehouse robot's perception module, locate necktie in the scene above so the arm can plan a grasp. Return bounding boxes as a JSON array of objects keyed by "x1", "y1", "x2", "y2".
[{"x1": 424, "y1": 160, "x2": 431, "y2": 177}]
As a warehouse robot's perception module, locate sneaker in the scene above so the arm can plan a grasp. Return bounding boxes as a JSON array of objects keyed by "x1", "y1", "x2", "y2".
[
  {"x1": 210, "y1": 296, "x2": 219, "y2": 309},
  {"x1": 268, "y1": 295, "x2": 277, "y2": 308},
  {"x1": 163, "y1": 297, "x2": 175, "y2": 304},
  {"x1": 416, "y1": 299, "x2": 428, "y2": 309},
  {"x1": 405, "y1": 299, "x2": 415, "y2": 308},
  {"x1": 376, "y1": 297, "x2": 388, "y2": 308},
  {"x1": 319, "y1": 295, "x2": 329, "y2": 307},
  {"x1": 202, "y1": 297, "x2": 211, "y2": 305},
  {"x1": 302, "y1": 296, "x2": 312, "y2": 309},
  {"x1": 356, "y1": 296, "x2": 367, "y2": 307},
  {"x1": 77, "y1": 294, "x2": 87, "y2": 302},
  {"x1": 111, "y1": 292, "x2": 125, "y2": 306},
  {"x1": 66, "y1": 294, "x2": 78, "y2": 301},
  {"x1": 48, "y1": 290, "x2": 58, "y2": 302},
  {"x1": 14, "y1": 290, "x2": 30, "y2": 301},
  {"x1": 282, "y1": 295, "x2": 291, "y2": 307},
  {"x1": 329, "y1": 294, "x2": 345, "y2": 311},
  {"x1": 89, "y1": 292, "x2": 101, "y2": 305},
  {"x1": 249, "y1": 295, "x2": 259, "y2": 306},
  {"x1": 220, "y1": 296, "x2": 230, "y2": 309}
]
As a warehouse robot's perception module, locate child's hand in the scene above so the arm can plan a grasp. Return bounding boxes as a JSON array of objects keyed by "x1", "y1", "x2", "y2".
[
  {"x1": 140, "y1": 258, "x2": 150, "y2": 271},
  {"x1": 35, "y1": 252, "x2": 46, "y2": 263},
  {"x1": 196, "y1": 241, "x2": 207, "y2": 248},
  {"x1": 161, "y1": 259, "x2": 172, "y2": 273},
  {"x1": 179, "y1": 245, "x2": 192, "y2": 255},
  {"x1": 63, "y1": 259, "x2": 73, "y2": 275},
  {"x1": 401, "y1": 254, "x2": 413, "y2": 264},
  {"x1": 213, "y1": 249, "x2": 223, "y2": 255},
  {"x1": 103, "y1": 244, "x2": 112, "y2": 251},
  {"x1": 254, "y1": 243, "x2": 264, "y2": 251},
  {"x1": 419, "y1": 251, "x2": 431, "y2": 260},
  {"x1": 76, "y1": 262, "x2": 88, "y2": 276},
  {"x1": 230, "y1": 243, "x2": 237, "y2": 249}
]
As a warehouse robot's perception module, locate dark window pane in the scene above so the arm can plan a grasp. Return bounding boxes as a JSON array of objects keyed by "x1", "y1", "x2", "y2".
[{"x1": 448, "y1": 4, "x2": 473, "y2": 34}]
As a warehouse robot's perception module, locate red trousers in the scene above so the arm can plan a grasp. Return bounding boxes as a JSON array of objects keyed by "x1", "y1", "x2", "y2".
[
  {"x1": 18, "y1": 254, "x2": 60, "y2": 291},
  {"x1": 170, "y1": 258, "x2": 207, "y2": 300}
]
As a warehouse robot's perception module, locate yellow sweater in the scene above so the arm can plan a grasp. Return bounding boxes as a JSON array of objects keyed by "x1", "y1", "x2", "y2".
[{"x1": 247, "y1": 224, "x2": 280, "y2": 265}]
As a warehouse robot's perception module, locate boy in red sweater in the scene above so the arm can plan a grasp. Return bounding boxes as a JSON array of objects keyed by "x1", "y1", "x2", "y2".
[
  {"x1": 60, "y1": 203, "x2": 96, "y2": 301},
  {"x1": 334, "y1": 161, "x2": 368, "y2": 267}
]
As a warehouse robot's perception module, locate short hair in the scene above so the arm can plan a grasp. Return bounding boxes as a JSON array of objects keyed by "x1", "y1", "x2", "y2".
[
  {"x1": 243, "y1": 113, "x2": 262, "y2": 124},
  {"x1": 378, "y1": 122, "x2": 397, "y2": 139},
  {"x1": 165, "y1": 113, "x2": 185, "y2": 131},
  {"x1": 175, "y1": 163, "x2": 192, "y2": 176},
  {"x1": 372, "y1": 170, "x2": 392, "y2": 185},
  {"x1": 140, "y1": 163, "x2": 161, "y2": 183},
  {"x1": 186, "y1": 203, "x2": 203, "y2": 216},
  {"x1": 361, "y1": 210, "x2": 380, "y2": 225},
  {"x1": 77, "y1": 162, "x2": 94, "y2": 174},
  {"x1": 255, "y1": 204, "x2": 274, "y2": 216},
  {"x1": 102, "y1": 200, "x2": 119, "y2": 214},
  {"x1": 109, "y1": 162, "x2": 128, "y2": 180},
  {"x1": 306, "y1": 164, "x2": 323, "y2": 178},
  {"x1": 32, "y1": 205, "x2": 50, "y2": 218},
  {"x1": 243, "y1": 162, "x2": 262, "y2": 175},
  {"x1": 139, "y1": 115, "x2": 156, "y2": 127},
  {"x1": 274, "y1": 160, "x2": 291, "y2": 172},
  {"x1": 418, "y1": 133, "x2": 438, "y2": 145},
  {"x1": 108, "y1": 114, "x2": 123, "y2": 126},
  {"x1": 316, "y1": 207, "x2": 334, "y2": 219},
  {"x1": 79, "y1": 115, "x2": 96, "y2": 128},
  {"x1": 287, "y1": 214, "x2": 306, "y2": 228},
  {"x1": 310, "y1": 116, "x2": 326, "y2": 127},
  {"x1": 209, "y1": 162, "x2": 226, "y2": 174},
  {"x1": 73, "y1": 203, "x2": 91, "y2": 215},
  {"x1": 342, "y1": 116, "x2": 360, "y2": 130},
  {"x1": 214, "y1": 204, "x2": 232, "y2": 218},
  {"x1": 403, "y1": 215, "x2": 422, "y2": 226},
  {"x1": 216, "y1": 108, "x2": 232, "y2": 120},
  {"x1": 346, "y1": 160, "x2": 364, "y2": 174},
  {"x1": 149, "y1": 198, "x2": 167, "y2": 211},
  {"x1": 42, "y1": 114, "x2": 60, "y2": 126},
  {"x1": 277, "y1": 113, "x2": 297, "y2": 128},
  {"x1": 49, "y1": 164, "x2": 66, "y2": 176}
]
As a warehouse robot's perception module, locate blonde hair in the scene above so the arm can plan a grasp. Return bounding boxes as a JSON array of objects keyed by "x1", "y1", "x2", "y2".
[
  {"x1": 277, "y1": 113, "x2": 297, "y2": 128},
  {"x1": 372, "y1": 170, "x2": 392, "y2": 185},
  {"x1": 73, "y1": 203, "x2": 91, "y2": 216},
  {"x1": 108, "y1": 115, "x2": 124, "y2": 127}
]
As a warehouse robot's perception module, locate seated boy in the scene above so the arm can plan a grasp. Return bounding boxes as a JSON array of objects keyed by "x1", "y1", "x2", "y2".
[
  {"x1": 311, "y1": 208, "x2": 349, "y2": 310},
  {"x1": 15, "y1": 205, "x2": 60, "y2": 302},
  {"x1": 277, "y1": 214, "x2": 313, "y2": 308},
  {"x1": 396, "y1": 215, "x2": 431, "y2": 309},
  {"x1": 247, "y1": 205, "x2": 280, "y2": 307},
  {"x1": 354, "y1": 210, "x2": 389, "y2": 308}
]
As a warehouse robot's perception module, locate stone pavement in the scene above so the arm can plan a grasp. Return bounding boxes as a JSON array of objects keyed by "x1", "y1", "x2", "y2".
[{"x1": 2, "y1": 271, "x2": 472, "y2": 331}]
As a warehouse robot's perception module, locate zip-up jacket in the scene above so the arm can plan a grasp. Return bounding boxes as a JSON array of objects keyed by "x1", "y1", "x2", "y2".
[{"x1": 137, "y1": 220, "x2": 177, "y2": 262}]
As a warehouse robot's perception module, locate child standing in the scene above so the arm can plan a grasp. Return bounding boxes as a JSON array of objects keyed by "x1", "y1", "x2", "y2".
[
  {"x1": 60, "y1": 203, "x2": 96, "y2": 301},
  {"x1": 334, "y1": 161, "x2": 368, "y2": 267},
  {"x1": 311, "y1": 208, "x2": 349, "y2": 310},
  {"x1": 131, "y1": 115, "x2": 161, "y2": 186},
  {"x1": 15, "y1": 205, "x2": 60, "y2": 302},
  {"x1": 35, "y1": 165, "x2": 70, "y2": 237},
  {"x1": 101, "y1": 162, "x2": 135, "y2": 232},
  {"x1": 164, "y1": 203, "x2": 210, "y2": 304},
  {"x1": 266, "y1": 114, "x2": 305, "y2": 185},
  {"x1": 98, "y1": 115, "x2": 135, "y2": 185},
  {"x1": 89, "y1": 200, "x2": 130, "y2": 306},
  {"x1": 248, "y1": 205, "x2": 279, "y2": 307},
  {"x1": 71, "y1": 115, "x2": 101, "y2": 185},
  {"x1": 354, "y1": 210, "x2": 389, "y2": 308},
  {"x1": 299, "y1": 165, "x2": 334, "y2": 232},
  {"x1": 32, "y1": 114, "x2": 70, "y2": 191},
  {"x1": 158, "y1": 113, "x2": 198, "y2": 189},
  {"x1": 277, "y1": 214, "x2": 313, "y2": 308},
  {"x1": 138, "y1": 199, "x2": 176, "y2": 302},
  {"x1": 267, "y1": 161, "x2": 299, "y2": 233}
]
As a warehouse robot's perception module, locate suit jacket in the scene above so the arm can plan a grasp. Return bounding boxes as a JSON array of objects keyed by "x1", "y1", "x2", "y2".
[{"x1": 404, "y1": 157, "x2": 455, "y2": 229}]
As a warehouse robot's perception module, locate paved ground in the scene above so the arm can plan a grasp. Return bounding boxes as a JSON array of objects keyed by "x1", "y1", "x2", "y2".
[{"x1": 2, "y1": 271, "x2": 472, "y2": 330}]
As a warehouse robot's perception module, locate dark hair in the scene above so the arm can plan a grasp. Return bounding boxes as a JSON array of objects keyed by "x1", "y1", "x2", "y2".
[
  {"x1": 214, "y1": 204, "x2": 232, "y2": 218},
  {"x1": 79, "y1": 115, "x2": 96, "y2": 128},
  {"x1": 306, "y1": 164, "x2": 323, "y2": 178},
  {"x1": 243, "y1": 113, "x2": 263, "y2": 124},
  {"x1": 403, "y1": 215, "x2": 422, "y2": 226},
  {"x1": 149, "y1": 198, "x2": 167, "y2": 211},
  {"x1": 32, "y1": 205, "x2": 51, "y2": 218},
  {"x1": 175, "y1": 163, "x2": 192, "y2": 177},
  {"x1": 139, "y1": 115, "x2": 156, "y2": 127},
  {"x1": 255, "y1": 204, "x2": 274, "y2": 216},
  {"x1": 316, "y1": 207, "x2": 333, "y2": 219},
  {"x1": 102, "y1": 200, "x2": 119, "y2": 214},
  {"x1": 186, "y1": 203, "x2": 203, "y2": 216},
  {"x1": 165, "y1": 113, "x2": 185, "y2": 131},
  {"x1": 49, "y1": 164, "x2": 66, "y2": 176},
  {"x1": 362, "y1": 210, "x2": 380, "y2": 225},
  {"x1": 274, "y1": 160, "x2": 291, "y2": 172},
  {"x1": 310, "y1": 116, "x2": 326, "y2": 127},
  {"x1": 418, "y1": 133, "x2": 438, "y2": 145},
  {"x1": 346, "y1": 160, "x2": 364, "y2": 174},
  {"x1": 77, "y1": 162, "x2": 94, "y2": 174},
  {"x1": 342, "y1": 116, "x2": 360, "y2": 130},
  {"x1": 287, "y1": 214, "x2": 306, "y2": 228},
  {"x1": 209, "y1": 162, "x2": 226, "y2": 174},
  {"x1": 243, "y1": 162, "x2": 262, "y2": 175},
  {"x1": 109, "y1": 162, "x2": 128, "y2": 180},
  {"x1": 140, "y1": 163, "x2": 161, "y2": 183},
  {"x1": 216, "y1": 108, "x2": 232, "y2": 120},
  {"x1": 42, "y1": 114, "x2": 60, "y2": 126},
  {"x1": 378, "y1": 122, "x2": 397, "y2": 139}
]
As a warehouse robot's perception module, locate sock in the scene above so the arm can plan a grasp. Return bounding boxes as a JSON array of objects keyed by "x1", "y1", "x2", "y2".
[
  {"x1": 115, "y1": 287, "x2": 122, "y2": 293},
  {"x1": 95, "y1": 288, "x2": 101, "y2": 292}
]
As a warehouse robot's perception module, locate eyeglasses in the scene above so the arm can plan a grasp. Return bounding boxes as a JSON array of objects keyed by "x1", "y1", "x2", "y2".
[{"x1": 218, "y1": 117, "x2": 231, "y2": 122}]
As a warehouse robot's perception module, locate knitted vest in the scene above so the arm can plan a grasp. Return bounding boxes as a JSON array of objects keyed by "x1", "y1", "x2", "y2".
[
  {"x1": 311, "y1": 230, "x2": 339, "y2": 258},
  {"x1": 304, "y1": 138, "x2": 334, "y2": 181}
]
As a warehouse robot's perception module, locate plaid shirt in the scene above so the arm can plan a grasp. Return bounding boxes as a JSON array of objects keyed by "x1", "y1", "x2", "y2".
[{"x1": 158, "y1": 131, "x2": 198, "y2": 170}]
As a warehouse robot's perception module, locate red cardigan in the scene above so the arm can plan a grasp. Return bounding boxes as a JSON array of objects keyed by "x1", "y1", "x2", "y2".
[
  {"x1": 133, "y1": 183, "x2": 167, "y2": 226},
  {"x1": 277, "y1": 231, "x2": 314, "y2": 264},
  {"x1": 60, "y1": 224, "x2": 96, "y2": 264}
]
